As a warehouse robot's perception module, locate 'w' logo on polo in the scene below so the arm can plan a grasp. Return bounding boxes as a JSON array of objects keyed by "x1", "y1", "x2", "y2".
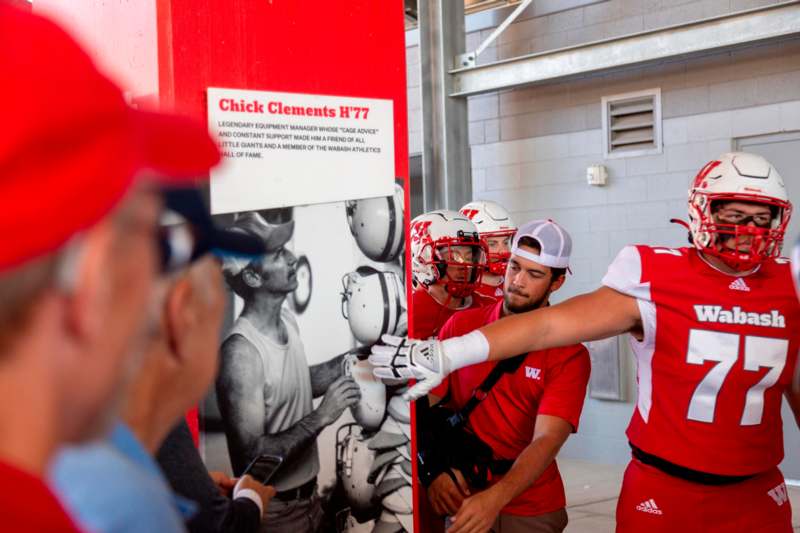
[
  {"x1": 768, "y1": 483, "x2": 789, "y2": 506},
  {"x1": 525, "y1": 366, "x2": 541, "y2": 380}
]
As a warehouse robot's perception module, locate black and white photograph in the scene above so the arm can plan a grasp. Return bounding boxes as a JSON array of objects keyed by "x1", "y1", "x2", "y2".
[{"x1": 201, "y1": 183, "x2": 414, "y2": 533}]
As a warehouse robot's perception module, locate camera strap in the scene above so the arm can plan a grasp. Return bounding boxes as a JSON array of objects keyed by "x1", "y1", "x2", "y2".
[{"x1": 444, "y1": 353, "x2": 527, "y2": 430}]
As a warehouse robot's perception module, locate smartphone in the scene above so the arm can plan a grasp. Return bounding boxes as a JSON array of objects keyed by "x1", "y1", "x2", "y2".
[{"x1": 242, "y1": 454, "x2": 283, "y2": 485}]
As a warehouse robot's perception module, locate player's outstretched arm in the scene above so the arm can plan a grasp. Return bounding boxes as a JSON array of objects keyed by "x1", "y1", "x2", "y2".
[
  {"x1": 481, "y1": 286, "x2": 641, "y2": 361},
  {"x1": 370, "y1": 287, "x2": 640, "y2": 400}
]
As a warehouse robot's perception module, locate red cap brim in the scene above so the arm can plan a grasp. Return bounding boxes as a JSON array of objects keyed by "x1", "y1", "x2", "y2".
[
  {"x1": 0, "y1": 108, "x2": 220, "y2": 272},
  {"x1": 132, "y1": 109, "x2": 221, "y2": 182}
]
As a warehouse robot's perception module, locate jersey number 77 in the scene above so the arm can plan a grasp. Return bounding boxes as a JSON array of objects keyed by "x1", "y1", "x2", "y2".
[{"x1": 686, "y1": 329, "x2": 787, "y2": 426}]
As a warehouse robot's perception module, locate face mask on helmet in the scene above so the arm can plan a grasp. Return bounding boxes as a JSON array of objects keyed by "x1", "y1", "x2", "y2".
[
  {"x1": 480, "y1": 230, "x2": 515, "y2": 276},
  {"x1": 410, "y1": 210, "x2": 487, "y2": 295},
  {"x1": 687, "y1": 153, "x2": 792, "y2": 271},
  {"x1": 427, "y1": 236, "x2": 486, "y2": 297}
]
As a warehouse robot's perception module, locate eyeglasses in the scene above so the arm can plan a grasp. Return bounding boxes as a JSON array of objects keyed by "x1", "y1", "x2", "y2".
[
  {"x1": 158, "y1": 222, "x2": 205, "y2": 274},
  {"x1": 714, "y1": 209, "x2": 772, "y2": 228}
]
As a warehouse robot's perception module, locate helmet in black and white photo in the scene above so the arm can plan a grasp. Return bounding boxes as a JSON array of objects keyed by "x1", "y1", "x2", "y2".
[
  {"x1": 346, "y1": 184, "x2": 405, "y2": 262},
  {"x1": 341, "y1": 266, "x2": 406, "y2": 345},
  {"x1": 342, "y1": 353, "x2": 387, "y2": 432},
  {"x1": 336, "y1": 423, "x2": 378, "y2": 517}
]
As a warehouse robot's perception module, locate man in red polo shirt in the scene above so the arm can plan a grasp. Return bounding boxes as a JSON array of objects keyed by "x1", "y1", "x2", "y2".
[
  {"x1": 423, "y1": 220, "x2": 590, "y2": 533},
  {"x1": 0, "y1": 5, "x2": 220, "y2": 531}
]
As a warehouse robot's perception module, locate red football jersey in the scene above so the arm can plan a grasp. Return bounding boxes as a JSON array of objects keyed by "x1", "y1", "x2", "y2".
[
  {"x1": 475, "y1": 282, "x2": 503, "y2": 301},
  {"x1": 436, "y1": 301, "x2": 590, "y2": 517},
  {"x1": 410, "y1": 287, "x2": 494, "y2": 340},
  {"x1": 603, "y1": 245, "x2": 800, "y2": 476}
]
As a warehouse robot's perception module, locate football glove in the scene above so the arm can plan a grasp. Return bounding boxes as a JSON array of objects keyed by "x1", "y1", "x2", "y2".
[{"x1": 369, "y1": 334, "x2": 448, "y2": 400}]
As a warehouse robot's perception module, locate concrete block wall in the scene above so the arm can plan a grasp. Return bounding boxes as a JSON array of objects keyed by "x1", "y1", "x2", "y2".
[{"x1": 405, "y1": 2, "x2": 800, "y2": 466}]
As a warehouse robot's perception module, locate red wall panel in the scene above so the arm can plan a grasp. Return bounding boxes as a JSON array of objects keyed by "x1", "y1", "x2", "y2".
[{"x1": 157, "y1": 0, "x2": 409, "y2": 182}]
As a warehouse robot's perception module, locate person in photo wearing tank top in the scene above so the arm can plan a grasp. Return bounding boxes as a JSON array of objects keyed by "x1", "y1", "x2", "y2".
[{"x1": 217, "y1": 212, "x2": 362, "y2": 533}]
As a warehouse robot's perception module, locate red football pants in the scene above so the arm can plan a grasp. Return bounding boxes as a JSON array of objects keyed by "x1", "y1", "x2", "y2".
[{"x1": 616, "y1": 459, "x2": 792, "y2": 533}]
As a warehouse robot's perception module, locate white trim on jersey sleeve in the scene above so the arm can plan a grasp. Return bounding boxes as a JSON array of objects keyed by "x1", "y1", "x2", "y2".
[
  {"x1": 601, "y1": 245, "x2": 651, "y2": 302},
  {"x1": 603, "y1": 246, "x2": 657, "y2": 423},
  {"x1": 631, "y1": 299, "x2": 656, "y2": 423}
]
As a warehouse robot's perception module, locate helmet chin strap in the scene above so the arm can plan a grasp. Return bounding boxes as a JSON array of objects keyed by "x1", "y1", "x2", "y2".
[{"x1": 670, "y1": 218, "x2": 691, "y2": 230}]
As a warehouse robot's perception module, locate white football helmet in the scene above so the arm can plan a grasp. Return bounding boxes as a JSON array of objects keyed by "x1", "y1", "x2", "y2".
[
  {"x1": 342, "y1": 354, "x2": 387, "y2": 432},
  {"x1": 341, "y1": 266, "x2": 406, "y2": 345},
  {"x1": 687, "y1": 152, "x2": 791, "y2": 270},
  {"x1": 346, "y1": 184, "x2": 405, "y2": 263},
  {"x1": 410, "y1": 210, "x2": 487, "y2": 297},
  {"x1": 460, "y1": 200, "x2": 517, "y2": 276},
  {"x1": 336, "y1": 423, "x2": 378, "y2": 516}
]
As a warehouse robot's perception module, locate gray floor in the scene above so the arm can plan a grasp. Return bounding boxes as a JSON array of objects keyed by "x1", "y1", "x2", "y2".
[{"x1": 559, "y1": 459, "x2": 800, "y2": 532}]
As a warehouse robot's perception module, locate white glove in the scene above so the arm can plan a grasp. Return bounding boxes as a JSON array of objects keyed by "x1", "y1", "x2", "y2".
[{"x1": 369, "y1": 335, "x2": 448, "y2": 400}]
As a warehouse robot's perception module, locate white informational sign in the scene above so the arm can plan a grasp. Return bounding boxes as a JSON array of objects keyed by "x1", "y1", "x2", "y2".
[{"x1": 207, "y1": 87, "x2": 395, "y2": 214}]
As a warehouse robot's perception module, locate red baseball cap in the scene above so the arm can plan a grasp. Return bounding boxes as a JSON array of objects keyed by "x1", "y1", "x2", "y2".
[{"x1": 0, "y1": 5, "x2": 220, "y2": 271}]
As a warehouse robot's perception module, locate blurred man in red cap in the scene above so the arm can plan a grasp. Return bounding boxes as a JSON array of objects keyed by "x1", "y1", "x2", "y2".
[{"x1": 0, "y1": 4, "x2": 220, "y2": 531}]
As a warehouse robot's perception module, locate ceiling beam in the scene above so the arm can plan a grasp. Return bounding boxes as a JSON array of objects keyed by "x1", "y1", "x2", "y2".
[{"x1": 450, "y1": 2, "x2": 800, "y2": 97}]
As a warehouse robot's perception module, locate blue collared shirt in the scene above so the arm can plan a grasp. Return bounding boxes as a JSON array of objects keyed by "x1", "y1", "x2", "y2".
[{"x1": 50, "y1": 422, "x2": 196, "y2": 533}]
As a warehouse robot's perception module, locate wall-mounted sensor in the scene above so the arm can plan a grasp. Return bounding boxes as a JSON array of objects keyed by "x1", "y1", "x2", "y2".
[{"x1": 587, "y1": 165, "x2": 608, "y2": 186}]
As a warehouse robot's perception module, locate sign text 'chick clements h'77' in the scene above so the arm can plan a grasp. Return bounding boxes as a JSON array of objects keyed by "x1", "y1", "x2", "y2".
[{"x1": 207, "y1": 88, "x2": 395, "y2": 214}]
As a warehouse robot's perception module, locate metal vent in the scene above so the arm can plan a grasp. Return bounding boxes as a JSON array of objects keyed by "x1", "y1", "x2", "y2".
[{"x1": 602, "y1": 89, "x2": 662, "y2": 159}]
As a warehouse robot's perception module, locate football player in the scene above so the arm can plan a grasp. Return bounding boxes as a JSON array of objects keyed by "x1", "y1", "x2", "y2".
[
  {"x1": 374, "y1": 152, "x2": 800, "y2": 532},
  {"x1": 460, "y1": 200, "x2": 517, "y2": 300},
  {"x1": 407, "y1": 209, "x2": 494, "y2": 533},
  {"x1": 409, "y1": 209, "x2": 494, "y2": 340}
]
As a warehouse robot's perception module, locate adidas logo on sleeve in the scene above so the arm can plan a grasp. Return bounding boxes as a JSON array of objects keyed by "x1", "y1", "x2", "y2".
[{"x1": 635, "y1": 499, "x2": 663, "y2": 515}]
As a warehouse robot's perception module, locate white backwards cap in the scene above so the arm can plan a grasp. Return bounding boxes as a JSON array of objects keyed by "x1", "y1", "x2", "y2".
[{"x1": 511, "y1": 219, "x2": 572, "y2": 269}]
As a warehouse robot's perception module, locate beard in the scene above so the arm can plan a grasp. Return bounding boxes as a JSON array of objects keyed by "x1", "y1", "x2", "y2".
[{"x1": 504, "y1": 285, "x2": 548, "y2": 314}]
